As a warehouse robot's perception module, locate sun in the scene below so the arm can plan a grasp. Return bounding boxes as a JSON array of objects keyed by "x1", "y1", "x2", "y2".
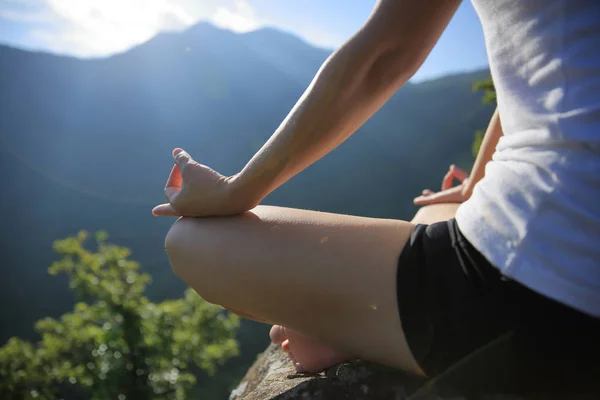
[{"x1": 43, "y1": 0, "x2": 195, "y2": 56}]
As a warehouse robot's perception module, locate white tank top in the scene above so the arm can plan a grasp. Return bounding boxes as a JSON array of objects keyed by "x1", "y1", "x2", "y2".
[{"x1": 456, "y1": 0, "x2": 600, "y2": 317}]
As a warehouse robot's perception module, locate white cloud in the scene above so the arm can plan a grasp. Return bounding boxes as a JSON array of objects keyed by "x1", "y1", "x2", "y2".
[
  {"x1": 212, "y1": 1, "x2": 260, "y2": 33},
  {"x1": 211, "y1": 0, "x2": 260, "y2": 33},
  {"x1": 31, "y1": 0, "x2": 197, "y2": 56},
  {"x1": 0, "y1": 0, "x2": 52, "y2": 23},
  {"x1": 0, "y1": 8, "x2": 52, "y2": 23},
  {"x1": 9, "y1": 0, "x2": 264, "y2": 57}
]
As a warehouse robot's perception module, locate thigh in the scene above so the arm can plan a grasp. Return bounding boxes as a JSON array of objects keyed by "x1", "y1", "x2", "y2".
[
  {"x1": 165, "y1": 206, "x2": 422, "y2": 374},
  {"x1": 411, "y1": 203, "x2": 460, "y2": 225}
]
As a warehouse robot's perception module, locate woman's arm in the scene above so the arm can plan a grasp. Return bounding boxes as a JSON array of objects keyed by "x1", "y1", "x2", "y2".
[
  {"x1": 413, "y1": 107, "x2": 503, "y2": 206},
  {"x1": 231, "y1": 0, "x2": 461, "y2": 205},
  {"x1": 461, "y1": 107, "x2": 502, "y2": 198},
  {"x1": 152, "y1": 0, "x2": 461, "y2": 217}
]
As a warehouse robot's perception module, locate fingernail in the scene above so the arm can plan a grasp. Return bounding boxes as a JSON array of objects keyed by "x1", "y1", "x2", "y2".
[{"x1": 172, "y1": 148, "x2": 184, "y2": 157}]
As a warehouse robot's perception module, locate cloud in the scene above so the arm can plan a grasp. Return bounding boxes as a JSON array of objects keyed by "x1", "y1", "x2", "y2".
[
  {"x1": 31, "y1": 0, "x2": 197, "y2": 56},
  {"x1": 0, "y1": 9, "x2": 52, "y2": 23},
  {"x1": 6, "y1": 0, "x2": 263, "y2": 57},
  {"x1": 0, "y1": 0, "x2": 53, "y2": 23},
  {"x1": 212, "y1": 0, "x2": 260, "y2": 33}
]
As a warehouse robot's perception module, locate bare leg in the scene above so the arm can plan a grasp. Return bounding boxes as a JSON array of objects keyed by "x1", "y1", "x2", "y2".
[
  {"x1": 410, "y1": 203, "x2": 460, "y2": 225},
  {"x1": 165, "y1": 204, "x2": 459, "y2": 374},
  {"x1": 266, "y1": 203, "x2": 462, "y2": 373},
  {"x1": 166, "y1": 205, "x2": 421, "y2": 373}
]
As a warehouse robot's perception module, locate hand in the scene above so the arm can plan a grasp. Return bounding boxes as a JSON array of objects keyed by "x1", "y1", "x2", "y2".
[
  {"x1": 413, "y1": 165, "x2": 470, "y2": 206},
  {"x1": 152, "y1": 148, "x2": 253, "y2": 217}
]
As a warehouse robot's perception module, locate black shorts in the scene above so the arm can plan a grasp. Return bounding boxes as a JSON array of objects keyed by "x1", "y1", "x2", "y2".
[{"x1": 397, "y1": 219, "x2": 600, "y2": 395}]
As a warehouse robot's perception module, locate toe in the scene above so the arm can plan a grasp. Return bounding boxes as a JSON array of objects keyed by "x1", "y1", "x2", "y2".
[
  {"x1": 295, "y1": 362, "x2": 307, "y2": 373},
  {"x1": 269, "y1": 325, "x2": 287, "y2": 344},
  {"x1": 281, "y1": 339, "x2": 290, "y2": 353}
]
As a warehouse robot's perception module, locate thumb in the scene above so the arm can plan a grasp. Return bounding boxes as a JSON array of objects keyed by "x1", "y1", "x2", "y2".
[
  {"x1": 152, "y1": 203, "x2": 180, "y2": 217},
  {"x1": 414, "y1": 195, "x2": 433, "y2": 206},
  {"x1": 164, "y1": 186, "x2": 180, "y2": 203},
  {"x1": 414, "y1": 191, "x2": 447, "y2": 206},
  {"x1": 173, "y1": 148, "x2": 193, "y2": 172}
]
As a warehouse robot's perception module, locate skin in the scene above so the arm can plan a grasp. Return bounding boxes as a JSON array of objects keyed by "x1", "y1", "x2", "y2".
[
  {"x1": 236, "y1": 110, "x2": 499, "y2": 372},
  {"x1": 152, "y1": 0, "x2": 462, "y2": 217},
  {"x1": 413, "y1": 108, "x2": 503, "y2": 206},
  {"x1": 266, "y1": 202, "x2": 461, "y2": 374},
  {"x1": 260, "y1": 108, "x2": 504, "y2": 373},
  {"x1": 154, "y1": 0, "x2": 478, "y2": 375}
]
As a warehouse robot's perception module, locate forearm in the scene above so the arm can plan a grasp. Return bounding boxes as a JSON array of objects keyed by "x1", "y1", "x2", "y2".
[
  {"x1": 231, "y1": 0, "x2": 461, "y2": 205},
  {"x1": 462, "y1": 108, "x2": 503, "y2": 198},
  {"x1": 232, "y1": 40, "x2": 407, "y2": 202}
]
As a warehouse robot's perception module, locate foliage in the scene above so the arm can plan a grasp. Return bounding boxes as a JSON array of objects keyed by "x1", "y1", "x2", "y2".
[
  {"x1": 472, "y1": 77, "x2": 497, "y2": 156},
  {"x1": 472, "y1": 77, "x2": 496, "y2": 105},
  {"x1": 0, "y1": 231, "x2": 240, "y2": 400}
]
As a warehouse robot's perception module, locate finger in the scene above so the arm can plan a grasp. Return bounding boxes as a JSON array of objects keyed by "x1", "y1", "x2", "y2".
[
  {"x1": 152, "y1": 203, "x2": 181, "y2": 217},
  {"x1": 164, "y1": 186, "x2": 181, "y2": 204},
  {"x1": 414, "y1": 187, "x2": 462, "y2": 205},
  {"x1": 172, "y1": 148, "x2": 193, "y2": 174},
  {"x1": 451, "y1": 165, "x2": 469, "y2": 182},
  {"x1": 414, "y1": 193, "x2": 447, "y2": 206},
  {"x1": 165, "y1": 164, "x2": 182, "y2": 189},
  {"x1": 442, "y1": 167, "x2": 454, "y2": 190},
  {"x1": 414, "y1": 195, "x2": 436, "y2": 206}
]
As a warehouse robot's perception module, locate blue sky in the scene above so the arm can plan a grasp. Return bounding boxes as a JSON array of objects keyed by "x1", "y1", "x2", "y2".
[{"x1": 0, "y1": 0, "x2": 488, "y2": 81}]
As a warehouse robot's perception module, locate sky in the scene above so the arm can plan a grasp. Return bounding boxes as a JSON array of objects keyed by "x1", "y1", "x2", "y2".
[{"x1": 0, "y1": 0, "x2": 489, "y2": 81}]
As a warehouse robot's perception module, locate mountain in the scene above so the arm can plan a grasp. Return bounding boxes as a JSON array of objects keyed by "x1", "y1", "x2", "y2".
[{"x1": 0, "y1": 22, "x2": 494, "y2": 397}]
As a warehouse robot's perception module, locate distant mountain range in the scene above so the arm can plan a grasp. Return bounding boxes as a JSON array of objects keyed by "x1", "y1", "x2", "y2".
[{"x1": 0, "y1": 22, "x2": 493, "y2": 397}]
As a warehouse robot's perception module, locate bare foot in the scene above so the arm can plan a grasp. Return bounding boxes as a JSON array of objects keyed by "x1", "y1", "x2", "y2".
[{"x1": 269, "y1": 325, "x2": 353, "y2": 373}]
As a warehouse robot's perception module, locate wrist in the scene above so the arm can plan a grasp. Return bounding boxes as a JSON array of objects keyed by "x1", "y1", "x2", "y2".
[
  {"x1": 226, "y1": 173, "x2": 262, "y2": 211},
  {"x1": 461, "y1": 183, "x2": 473, "y2": 200}
]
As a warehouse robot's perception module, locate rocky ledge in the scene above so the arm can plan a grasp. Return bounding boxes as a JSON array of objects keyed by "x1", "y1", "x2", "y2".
[
  {"x1": 230, "y1": 344, "x2": 599, "y2": 400},
  {"x1": 229, "y1": 344, "x2": 527, "y2": 400}
]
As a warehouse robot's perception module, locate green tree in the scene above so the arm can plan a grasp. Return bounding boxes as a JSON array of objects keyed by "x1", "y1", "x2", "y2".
[
  {"x1": 472, "y1": 77, "x2": 497, "y2": 157},
  {"x1": 473, "y1": 77, "x2": 497, "y2": 104},
  {"x1": 0, "y1": 231, "x2": 239, "y2": 400}
]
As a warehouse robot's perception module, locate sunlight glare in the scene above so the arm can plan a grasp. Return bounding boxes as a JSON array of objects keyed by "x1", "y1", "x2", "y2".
[{"x1": 43, "y1": 0, "x2": 195, "y2": 55}]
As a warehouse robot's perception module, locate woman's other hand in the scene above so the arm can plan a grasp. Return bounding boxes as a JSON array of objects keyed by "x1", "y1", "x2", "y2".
[
  {"x1": 413, "y1": 165, "x2": 470, "y2": 206},
  {"x1": 152, "y1": 148, "x2": 255, "y2": 217}
]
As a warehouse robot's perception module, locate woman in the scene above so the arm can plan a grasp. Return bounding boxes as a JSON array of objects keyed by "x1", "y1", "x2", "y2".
[{"x1": 153, "y1": 0, "x2": 600, "y2": 392}]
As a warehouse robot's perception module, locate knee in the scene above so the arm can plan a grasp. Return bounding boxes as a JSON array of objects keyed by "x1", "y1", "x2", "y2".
[
  {"x1": 163, "y1": 210, "x2": 268, "y2": 304},
  {"x1": 165, "y1": 217, "x2": 193, "y2": 276},
  {"x1": 164, "y1": 217, "x2": 221, "y2": 303},
  {"x1": 165, "y1": 217, "x2": 189, "y2": 254}
]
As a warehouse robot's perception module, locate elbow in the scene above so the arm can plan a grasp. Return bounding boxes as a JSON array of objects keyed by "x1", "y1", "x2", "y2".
[
  {"x1": 362, "y1": 36, "x2": 426, "y2": 94},
  {"x1": 368, "y1": 49, "x2": 419, "y2": 90}
]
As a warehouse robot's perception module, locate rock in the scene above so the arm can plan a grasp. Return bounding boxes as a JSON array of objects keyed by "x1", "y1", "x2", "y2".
[
  {"x1": 230, "y1": 344, "x2": 599, "y2": 400},
  {"x1": 229, "y1": 344, "x2": 426, "y2": 400},
  {"x1": 229, "y1": 344, "x2": 515, "y2": 400}
]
